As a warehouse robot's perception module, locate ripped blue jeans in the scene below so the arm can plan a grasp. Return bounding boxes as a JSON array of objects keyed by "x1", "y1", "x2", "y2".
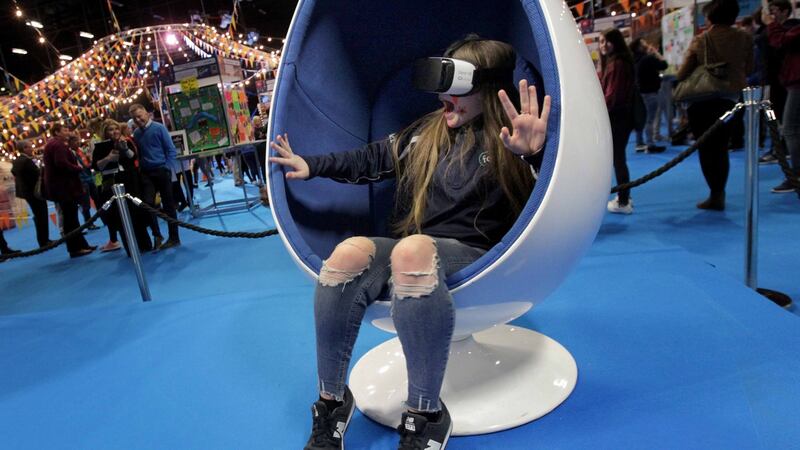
[{"x1": 314, "y1": 236, "x2": 485, "y2": 412}]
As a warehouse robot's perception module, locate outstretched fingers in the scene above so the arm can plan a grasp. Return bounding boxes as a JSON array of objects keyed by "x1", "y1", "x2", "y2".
[
  {"x1": 528, "y1": 85, "x2": 538, "y2": 118},
  {"x1": 540, "y1": 95, "x2": 551, "y2": 126},
  {"x1": 519, "y1": 79, "x2": 530, "y2": 115},
  {"x1": 498, "y1": 89, "x2": 518, "y2": 122}
]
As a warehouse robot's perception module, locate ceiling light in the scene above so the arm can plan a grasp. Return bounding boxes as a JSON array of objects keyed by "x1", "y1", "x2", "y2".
[
  {"x1": 27, "y1": 20, "x2": 43, "y2": 29},
  {"x1": 59, "y1": 54, "x2": 74, "y2": 61},
  {"x1": 79, "y1": 31, "x2": 94, "y2": 39},
  {"x1": 11, "y1": 48, "x2": 28, "y2": 55}
]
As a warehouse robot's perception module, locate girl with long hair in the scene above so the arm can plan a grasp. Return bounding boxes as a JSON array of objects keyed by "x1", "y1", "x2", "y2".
[
  {"x1": 270, "y1": 37, "x2": 551, "y2": 449},
  {"x1": 600, "y1": 28, "x2": 636, "y2": 214}
]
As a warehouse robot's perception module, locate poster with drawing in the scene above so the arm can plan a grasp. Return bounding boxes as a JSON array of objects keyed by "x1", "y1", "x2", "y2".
[
  {"x1": 662, "y1": 6, "x2": 696, "y2": 70},
  {"x1": 167, "y1": 85, "x2": 230, "y2": 153}
]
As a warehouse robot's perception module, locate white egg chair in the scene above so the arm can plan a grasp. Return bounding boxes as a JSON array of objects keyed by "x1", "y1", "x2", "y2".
[{"x1": 266, "y1": 0, "x2": 612, "y2": 436}]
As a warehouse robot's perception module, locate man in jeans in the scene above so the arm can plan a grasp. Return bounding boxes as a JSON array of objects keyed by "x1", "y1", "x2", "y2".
[
  {"x1": 128, "y1": 103, "x2": 181, "y2": 249},
  {"x1": 765, "y1": 0, "x2": 800, "y2": 194}
]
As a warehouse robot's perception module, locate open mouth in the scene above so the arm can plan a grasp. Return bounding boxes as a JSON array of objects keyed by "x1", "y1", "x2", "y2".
[{"x1": 442, "y1": 100, "x2": 455, "y2": 113}]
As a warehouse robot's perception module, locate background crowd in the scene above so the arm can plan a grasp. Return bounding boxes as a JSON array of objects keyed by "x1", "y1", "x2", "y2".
[
  {"x1": 599, "y1": 0, "x2": 799, "y2": 215},
  {"x1": 1, "y1": 104, "x2": 269, "y2": 260}
]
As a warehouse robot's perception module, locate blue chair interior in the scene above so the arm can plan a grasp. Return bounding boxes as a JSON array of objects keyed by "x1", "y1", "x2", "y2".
[{"x1": 269, "y1": 0, "x2": 561, "y2": 287}]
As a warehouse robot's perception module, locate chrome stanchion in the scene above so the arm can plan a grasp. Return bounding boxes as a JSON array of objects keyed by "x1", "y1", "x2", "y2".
[
  {"x1": 742, "y1": 87, "x2": 761, "y2": 288},
  {"x1": 112, "y1": 183, "x2": 152, "y2": 302},
  {"x1": 751, "y1": 100, "x2": 794, "y2": 308}
]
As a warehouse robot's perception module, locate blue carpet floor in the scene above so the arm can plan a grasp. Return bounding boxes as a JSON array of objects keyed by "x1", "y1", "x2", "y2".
[{"x1": 1, "y1": 138, "x2": 799, "y2": 449}]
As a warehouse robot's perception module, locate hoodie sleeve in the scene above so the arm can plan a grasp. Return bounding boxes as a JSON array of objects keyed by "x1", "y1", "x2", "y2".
[{"x1": 304, "y1": 137, "x2": 398, "y2": 184}]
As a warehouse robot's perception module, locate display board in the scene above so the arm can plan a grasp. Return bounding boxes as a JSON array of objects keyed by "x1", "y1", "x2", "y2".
[
  {"x1": 223, "y1": 85, "x2": 254, "y2": 144},
  {"x1": 662, "y1": 6, "x2": 696, "y2": 71},
  {"x1": 167, "y1": 85, "x2": 231, "y2": 153}
]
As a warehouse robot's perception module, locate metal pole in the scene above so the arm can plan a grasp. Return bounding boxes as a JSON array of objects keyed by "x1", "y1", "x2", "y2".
[
  {"x1": 742, "y1": 87, "x2": 762, "y2": 289},
  {"x1": 112, "y1": 184, "x2": 153, "y2": 302}
]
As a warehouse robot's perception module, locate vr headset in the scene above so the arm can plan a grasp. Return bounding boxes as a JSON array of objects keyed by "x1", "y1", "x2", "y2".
[{"x1": 412, "y1": 57, "x2": 513, "y2": 96}]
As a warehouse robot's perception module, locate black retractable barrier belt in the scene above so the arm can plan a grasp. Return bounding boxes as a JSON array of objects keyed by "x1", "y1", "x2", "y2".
[
  {"x1": 126, "y1": 194, "x2": 279, "y2": 239},
  {"x1": 0, "y1": 199, "x2": 113, "y2": 262}
]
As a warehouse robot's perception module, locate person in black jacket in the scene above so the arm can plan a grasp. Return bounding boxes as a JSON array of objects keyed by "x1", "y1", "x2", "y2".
[
  {"x1": 271, "y1": 37, "x2": 550, "y2": 450},
  {"x1": 632, "y1": 39, "x2": 668, "y2": 153},
  {"x1": 11, "y1": 140, "x2": 52, "y2": 247}
]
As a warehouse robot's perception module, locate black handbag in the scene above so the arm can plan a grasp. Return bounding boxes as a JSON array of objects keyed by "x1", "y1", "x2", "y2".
[{"x1": 673, "y1": 34, "x2": 736, "y2": 103}]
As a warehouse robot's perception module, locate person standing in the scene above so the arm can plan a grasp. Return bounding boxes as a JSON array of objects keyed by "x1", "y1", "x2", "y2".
[
  {"x1": 42, "y1": 124, "x2": 96, "y2": 258},
  {"x1": 677, "y1": 0, "x2": 753, "y2": 211},
  {"x1": 632, "y1": 39, "x2": 669, "y2": 153},
  {"x1": 764, "y1": 0, "x2": 800, "y2": 194},
  {"x1": 11, "y1": 140, "x2": 52, "y2": 248},
  {"x1": 600, "y1": 28, "x2": 636, "y2": 214},
  {"x1": 68, "y1": 135, "x2": 101, "y2": 231},
  {"x1": 128, "y1": 104, "x2": 180, "y2": 250}
]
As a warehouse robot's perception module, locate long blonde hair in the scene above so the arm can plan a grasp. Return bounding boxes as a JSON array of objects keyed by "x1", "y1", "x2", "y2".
[{"x1": 392, "y1": 38, "x2": 534, "y2": 236}]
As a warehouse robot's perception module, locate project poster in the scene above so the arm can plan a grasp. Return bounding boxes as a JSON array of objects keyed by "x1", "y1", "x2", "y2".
[
  {"x1": 662, "y1": 6, "x2": 695, "y2": 71},
  {"x1": 224, "y1": 85, "x2": 254, "y2": 144},
  {"x1": 167, "y1": 85, "x2": 230, "y2": 153}
]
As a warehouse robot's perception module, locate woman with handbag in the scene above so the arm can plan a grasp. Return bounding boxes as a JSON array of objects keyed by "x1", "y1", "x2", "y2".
[
  {"x1": 676, "y1": 0, "x2": 754, "y2": 210},
  {"x1": 600, "y1": 28, "x2": 636, "y2": 214}
]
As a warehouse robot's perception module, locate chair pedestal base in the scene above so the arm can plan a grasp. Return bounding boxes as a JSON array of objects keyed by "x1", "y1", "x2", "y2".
[{"x1": 350, "y1": 325, "x2": 577, "y2": 436}]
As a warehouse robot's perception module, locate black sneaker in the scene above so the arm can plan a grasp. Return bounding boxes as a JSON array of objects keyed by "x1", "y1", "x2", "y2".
[
  {"x1": 305, "y1": 386, "x2": 355, "y2": 450},
  {"x1": 771, "y1": 179, "x2": 797, "y2": 193},
  {"x1": 397, "y1": 402, "x2": 453, "y2": 450}
]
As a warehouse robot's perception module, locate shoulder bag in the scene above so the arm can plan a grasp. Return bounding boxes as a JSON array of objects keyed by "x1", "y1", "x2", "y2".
[{"x1": 673, "y1": 33, "x2": 735, "y2": 103}]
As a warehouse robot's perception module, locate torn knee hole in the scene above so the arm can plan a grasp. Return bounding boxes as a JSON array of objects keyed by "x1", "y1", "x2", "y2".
[
  {"x1": 392, "y1": 271, "x2": 439, "y2": 299},
  {"x1": 319, "y1": 263, "x2": 368, "y2": 287}
]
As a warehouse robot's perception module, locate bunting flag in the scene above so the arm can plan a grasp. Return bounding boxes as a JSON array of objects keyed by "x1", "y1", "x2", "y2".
[
  {"x1": 576, "y1": 2, "x2": 585, "y2": 16},
  {"x1": 49, "y1": 212, "x2": 57, "y2": 225}
]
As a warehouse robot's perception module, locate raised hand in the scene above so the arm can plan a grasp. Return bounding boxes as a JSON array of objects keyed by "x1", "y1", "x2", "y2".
[
  {"x1": 498, "y1": 79, "x2": 551, "y2": 156},
  {"x1": 268, "y1": 133, "x2": 310, "y2": 180}
]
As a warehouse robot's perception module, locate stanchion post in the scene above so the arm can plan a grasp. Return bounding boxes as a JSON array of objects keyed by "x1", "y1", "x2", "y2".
[
  {"x1": 112, "y1": 184, "x2": 153, "y2": 302},
  {"x1": 742, "y1": 87, "x2": 762, "y2": 289}
]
